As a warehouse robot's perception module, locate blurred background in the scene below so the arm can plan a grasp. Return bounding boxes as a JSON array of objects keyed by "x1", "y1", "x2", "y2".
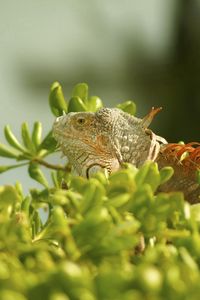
[{"x1": 0, "y1": 0, "x2": 200, "y2": 187}]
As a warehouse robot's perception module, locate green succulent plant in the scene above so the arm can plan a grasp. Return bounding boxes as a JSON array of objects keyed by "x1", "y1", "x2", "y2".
[{"x1": 0, "y1": 83, "x2": 200, "y2": 300}]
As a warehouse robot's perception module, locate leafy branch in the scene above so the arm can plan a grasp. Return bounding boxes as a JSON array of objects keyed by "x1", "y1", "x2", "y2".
[
  {"x1": 1, "y1": 82, "x2": 199, "y2": 300},
  {"x1": 0, "y1": 82, "x2": 135, "y2": 187}
]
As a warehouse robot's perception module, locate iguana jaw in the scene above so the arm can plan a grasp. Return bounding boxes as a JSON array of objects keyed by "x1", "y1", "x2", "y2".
[{"x1": 53, "y1": 118, "x2": 121, "y2": 177}]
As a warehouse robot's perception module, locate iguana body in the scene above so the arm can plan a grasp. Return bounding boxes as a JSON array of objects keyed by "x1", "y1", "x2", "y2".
[{"x1": 53, "y1": 108, "x2": 200, "y2": 204}]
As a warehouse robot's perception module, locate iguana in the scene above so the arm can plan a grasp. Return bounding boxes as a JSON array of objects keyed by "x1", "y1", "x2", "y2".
[{"x1": 53, "y1": 107, "x2": 200, "y2": 204}]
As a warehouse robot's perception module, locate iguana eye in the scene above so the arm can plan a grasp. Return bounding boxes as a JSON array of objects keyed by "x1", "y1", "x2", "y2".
[{"x1": 77, "y1": 117, "x2": 86, "y2": 125}]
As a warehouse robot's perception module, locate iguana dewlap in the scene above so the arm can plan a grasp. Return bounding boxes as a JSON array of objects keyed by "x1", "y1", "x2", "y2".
[{"x1": 53, "y1": 107, "x2": 200, "y2": 204}]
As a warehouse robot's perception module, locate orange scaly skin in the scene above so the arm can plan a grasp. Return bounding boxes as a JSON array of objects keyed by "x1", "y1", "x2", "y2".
[
  {"x1": 53, "y1": 107, "x2": 200, "y2": 204},
  {"x1": 156, "y1": 143, "x2": 200, "y2": 204}
]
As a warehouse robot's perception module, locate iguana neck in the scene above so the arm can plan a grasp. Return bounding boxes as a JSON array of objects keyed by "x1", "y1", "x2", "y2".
[{"x1": 109, "y1": 112, "x2": 163, "y2": 167}]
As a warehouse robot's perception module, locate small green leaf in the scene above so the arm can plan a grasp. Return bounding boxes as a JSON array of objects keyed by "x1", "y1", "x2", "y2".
[
  {"x1": 160, "y1": 166, "x2": 174, "y2": 185},
  {"x1": 0, "y1": 143, "x2": 19, "y2": 158},
  {"x1": 49, "y1": 292, "x2": 70, "y2": 300},
  {"x1": 135, "y1": 163, "x2": 151, "y2": 186},
  {"x1": 80, "y1": 179, "x2": 105, "y2": 215},
  {"x1": 138, "y1": 266, "x2": 163, "y2": 292},
  {"x1": 179, "y1": 247, "x2": 198, "y2": 271},
  {"x1": 68, "y1": 96, "x2": 87, "y2": 112},
  {"x1": 32, "y1": 121, "x2": 42, "y2": 148},
  {"x1": 30, "y1": 188, "x2": 50, "y2": 204},
  {"x1": 51, "y1": 171, "x2": 59, "y2": 188},
  {"x1": 0, "y1": 166, "x2": 13, "y2": 174},
  {"x1": 129, "y1": 184, "x2": 153, "y2": 216},
  {"x1": 49, "y1": 82, "x2": 67, "y2": 116},
  {"x1": 72, "y1": 83, "x2": 88, "y2": 103},
  {"x1": 21, "y1": 122, "x2": 36, "y2": 153},
  {"x1": 88, "y1": 96, "x2": 103, "y2": 112},
  {"x1": 0, "y1": 162, "x2": 29, "y2": 174},
  {"x1": 50, "y1": 189, "x2": 68, "y2": 206},
  {"x1": 0, "y1": 185, "x2": 21, "y2": 207},
  {"x1": 135, "y1": 162, "x2": 160, "y2": 192},
  {"x1": 144, "y1": 163, "x2": 160, "y2": 192},
  {"x1": 39, "y1": 130, "x2": 57, "y2": 152},
  {"x1": 15, "y1": 181, "x2": 24, "y2": 198},
  {"x1": 108, "y1": 169, "x2": 136, "y2": 197},
  {"x1": 107, "y1": 193, "x2": 130, "y2": 208},
  {"x1": 197, "y1": 170, "x2": 200, "y2": 184},
  {"x1": 0, "y1": 290, "x2": 27, "y2": 300},
  {"x1": 21, "y1": 196, "x2": 31, "y2": 215},
  {"x1": 117, "y1": 100, "x2": 136, "y2": 115},
  {"x1": 191, "y1": 203, "x2": 200, "y2": 222},
  {"x1": 32, "y1": 210, "x2": 42, "y2": 235},
  {"x1": 4, "y1": 125, "x2": 26, "y2": 152},
  {"x1": 28, "y1": 162, "x2": 49, "y2": 187},
  {"x1": 48, "y1": 206, "x2": 67, "y2": 228}
]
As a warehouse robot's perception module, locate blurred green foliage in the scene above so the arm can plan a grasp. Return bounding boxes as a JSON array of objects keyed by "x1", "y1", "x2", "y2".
[{"x1": 0, "y1": 83, "x2": 200, "y2": 299}]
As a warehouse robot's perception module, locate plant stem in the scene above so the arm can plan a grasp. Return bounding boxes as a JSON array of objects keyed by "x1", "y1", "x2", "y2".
[{"x1": 33, "y1": 158, "x2": 70, "y2": 171}]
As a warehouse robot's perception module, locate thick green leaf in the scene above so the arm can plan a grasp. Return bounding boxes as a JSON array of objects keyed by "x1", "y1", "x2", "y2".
[
  {"x1": 49, "y1": 82, "x2": 67, "y2": 117},
  {"x1": 160, "y1": 166, "x2": 174, "y2": 185},
  {"x1": 135, "y1": 162, "x2": 160, "y2": 192},
  {"x1": 107, "y1": 193, "x2": 130, "y2": 208},
  {"x1": 4, "y1": 125, "x2": 26, "y2": 152},
  {"x1": 39, "y1": 130, "x2": 57, "y2": 152},
  {"x1": 88, "y1": 96, "x2": 103, "y2": 112},
  {"x1": 0, "y1": 185, "x2": 21, "y2": 208},
  {"x1": 0, "y1": 291, "x2": 27, "y2": 300},
  {"x1": 0, "y1": 142, "x2": 19, "y2": 158},
  {"x1": 138, "y1": 265, "x2": 163, "y2": 292},
  {"x1": 21, "y1": 196, "x2": 31, "y2": 215},
  {"x1": 32, "y1": 122, "x2": 42, "y2": 148},
  {"x1": 68, "y1": 96, "x2": 87, "y2": 112},
  {"x1": 28, "y1": 163, "x2": 49, "y2": 187},
  {"x1": 117, "y1": 100, "x2": 136, "y2": 115},
  {"x1": 21, "y1": 122, "x2": 36, "y2": 153},
  {"x1": 0, "y1": 162, "x2": 28, "y2": 174},
  {"x1": 72, "y1": 83, "x2": 88, "y2": 103},
  {"x1": 79, "y1": 179, "x2": 105, "y2": 215}
]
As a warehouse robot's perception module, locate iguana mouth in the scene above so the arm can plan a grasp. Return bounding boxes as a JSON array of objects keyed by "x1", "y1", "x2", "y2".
[
  {"x1": 86, "y1": 163, "x2": 110, "y2": 178},
  {"x1": 53, "y1": 127, "x2": 94, "y2": 150}
]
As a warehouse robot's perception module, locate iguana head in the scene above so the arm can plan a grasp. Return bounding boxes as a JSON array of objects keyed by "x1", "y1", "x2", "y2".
[{"x1": 53, "y1": 107, "x2": 165, "y2": 177}]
